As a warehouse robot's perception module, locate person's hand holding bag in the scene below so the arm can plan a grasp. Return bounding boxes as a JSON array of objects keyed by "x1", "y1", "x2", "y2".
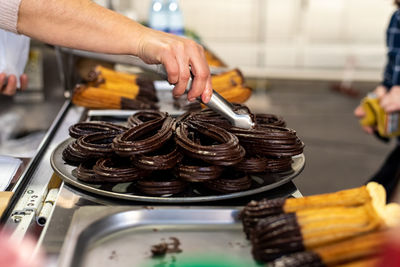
[{"x1": 354, "y1": 85, "x2": 387, "y2": 134}]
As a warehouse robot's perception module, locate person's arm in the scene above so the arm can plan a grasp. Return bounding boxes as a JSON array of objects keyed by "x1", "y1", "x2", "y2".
[
  {"x1": 380, "y1": 21, "x2": 400, "y2": 113},
  {"x1": 380, "y1": 53, "x2": 400, "y2": 113},
  {"x1": 16, "y1": 0, "x2": 212, "y2": 102},
  {"x1": 353, "y1": 10, "x2": 399, "y2": 133},
  {"x1": 381, "y1": 10, "x2": 400, "y2": 90},
  {"x1": 380, "y1": 86, "x2": 400, "y2": 113},
  {"x1": 382, "y1": 61, "x2": 393, "y2": 90},
  {"x1": 354, "y1": 85, "x2": 387, "y2": 134},
  {"x1": 0, "y1": 0, "x2": 20, "y2": 33}
]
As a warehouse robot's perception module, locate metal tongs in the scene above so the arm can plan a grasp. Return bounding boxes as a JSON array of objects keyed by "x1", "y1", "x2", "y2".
[{"x1": 149, "y1": 64, "x2": 255, "y2": 129}]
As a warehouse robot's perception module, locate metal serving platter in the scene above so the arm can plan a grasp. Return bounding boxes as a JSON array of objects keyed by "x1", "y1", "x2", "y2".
[
  {"x1": 51, "y1": 138, "x2": 305, "y2": 203},
  {"x1": 58, "y1": 207, "x2": 259, "y2": 267}
]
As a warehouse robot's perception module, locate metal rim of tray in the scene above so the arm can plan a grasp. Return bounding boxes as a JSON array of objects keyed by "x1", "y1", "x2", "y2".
[{"x1": 51, "y1": 138, "x2": 305, "y2": 203}]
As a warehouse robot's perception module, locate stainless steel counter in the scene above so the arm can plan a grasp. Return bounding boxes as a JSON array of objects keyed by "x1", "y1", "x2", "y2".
[
  {"x1": 42, "y1": 179, "x2": 300, "y2": 266},
  {"x1": 2, "y1": 102, "x2": 84, "y2": 239}
]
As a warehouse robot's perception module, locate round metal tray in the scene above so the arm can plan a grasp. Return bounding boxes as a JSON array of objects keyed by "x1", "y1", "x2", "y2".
[{"x1": 51, "y1": 138, "x2": 305, "y2": 203}]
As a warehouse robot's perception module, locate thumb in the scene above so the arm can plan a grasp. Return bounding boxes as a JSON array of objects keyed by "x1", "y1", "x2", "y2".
[{"x1": 354, "y1": 105, "x2": 366, "y2": 118}]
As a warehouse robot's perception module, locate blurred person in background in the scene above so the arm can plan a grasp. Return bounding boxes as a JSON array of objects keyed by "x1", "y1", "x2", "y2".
[
  {"x1": 0, "y1": 0, "x2": 212, "y2": 103},
  {"x1": 354, "y1": 0, "x2": 400, "y2": 201}
]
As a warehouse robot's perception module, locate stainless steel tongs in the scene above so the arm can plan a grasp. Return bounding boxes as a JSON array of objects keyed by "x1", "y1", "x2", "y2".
[{"x1": 146, "y1": 63, "x2": 255, "y2": 129}]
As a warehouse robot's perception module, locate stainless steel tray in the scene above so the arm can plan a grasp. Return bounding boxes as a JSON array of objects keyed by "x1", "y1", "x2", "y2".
[
  {"x1": 51, "y1": 138, "x2": 305, "y2": 203},
  {"x1": 59, "y1": 207, "x2": 259, "y2": 267}
]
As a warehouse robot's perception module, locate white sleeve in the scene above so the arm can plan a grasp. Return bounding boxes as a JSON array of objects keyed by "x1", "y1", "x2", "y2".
[{"x1": 0, "y1": 0, "x2": 22, "y2": 34}]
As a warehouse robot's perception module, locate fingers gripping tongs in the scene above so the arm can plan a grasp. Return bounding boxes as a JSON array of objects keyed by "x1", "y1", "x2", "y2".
[{"x1": 151, "y1": 64, "x2": 255, "y2": 129}]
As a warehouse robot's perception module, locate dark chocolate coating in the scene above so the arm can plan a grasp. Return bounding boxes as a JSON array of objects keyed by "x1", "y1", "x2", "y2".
[
  {"x1": 234, "y1": 156, "x2": 268, "y2": 173},
  {"x1": 132, "y1": 138, "x2": 183, "y2": 170},
  {"x1": 151, "y1": 243, "x2": 168, "y2": 256},
  {"x1": 180, "y1": 106, "x2": 302, "y2": 158},
  {"x1": 76, "y1": 161, "x2": 97, "y2": 182},
  {"x1": 75, "y1": 132, "x2": 117, "y2": 158},
  {"x1": 136, "y1": 171, "x2": 186, "y2": 196},
  {"x1": 186, "y1": 108, "x2": 233, "y2": 129},
  {"x1": 180, "y1": 104, "x2": 253, "y2": 130},
  {"x1": 175, "y1": 158, "x2": 224, "y2": 182},
  {"x1": 270, "y1": 251, "x2": 324, "y2": 267},
  {"x1": 62, "y1": 106, "x2": 304, "y2": 198},
  {"x1": 241, "y1": 198, "x2": 286, "y2": 237},
  {"x1": 127, "y1": 110, "x2": 167, "y2": 127},
  {"x1": 251, "y1": 213, "x2": 304, "y2": 262},
  {"x1": 230, "y1": 125, "x2": 304, "y2": 158},
  {"x1": 93, "y1": 157, "x2": 150, "y2": 183},
  {"x1": 175, "y1": 121, "x2": 245, "y2": 166},
  {"x1": 113, "y1": 117, "x2": 174, "y2": 157},
  {"x1": 150, "y1": 237, "x2": 182, "y2": 256},
  {"x1": 265, "y1": 157, "x2": 293, "y2": 173},
  {"x1": 62, "y1": 140, "x2": 88, "y2": 166},
  {"x1": 255, "y1": 113, "x2": 286, "y2": 127},
  {"x1": 205, "y1": 170, "x2": 251, "y2": 193},
  {"x1": 69, "y1": 121, "x2": 128, "y2": 139}
]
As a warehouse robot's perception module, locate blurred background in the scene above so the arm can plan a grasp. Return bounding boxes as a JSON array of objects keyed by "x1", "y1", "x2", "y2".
[
  {"x1": 106, "y1": 0, "x2": 395, "y2": 81},
  {"x1": 0, "y1": 0, "x2": 398, "y2": 196}
]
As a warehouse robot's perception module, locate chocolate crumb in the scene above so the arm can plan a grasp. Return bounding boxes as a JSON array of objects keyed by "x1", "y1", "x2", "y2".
[
  {"x1": 150, "y1": 237, "x2": 183, "y2": 257},
  {"x1": 168, "y1": 237, "x2": 182, "y2": 253},
  {"x1": 108, "y1": 250, "x2": 118, "y2": 260},
  {"x1": 151, "y1": 243, "x2": 168, "y2": 256}
]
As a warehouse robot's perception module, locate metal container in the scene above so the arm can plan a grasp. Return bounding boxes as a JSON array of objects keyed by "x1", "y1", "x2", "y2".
[{"x1": 59, "y1": 207, "x2": 259, "y2": 267}]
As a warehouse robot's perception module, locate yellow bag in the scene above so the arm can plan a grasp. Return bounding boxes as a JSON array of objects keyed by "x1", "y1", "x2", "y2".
[{"x1": 360, "y1": 94, "x2": 400, "y2": 137}]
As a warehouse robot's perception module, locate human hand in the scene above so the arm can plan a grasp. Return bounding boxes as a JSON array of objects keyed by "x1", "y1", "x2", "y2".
[
  {"x1": 136, "y1": 28, "x2": 212, "y2": 103},
  {"x1": 353, "y1": 85, "x2": 388, "y2": 134},
  {"x1": 0, "y1": 73, "x2": 28, "y2": 96},
  {"x1": 354, "y1": 105, "x2": 374, "y2": 134},
  {"x1": 380, "y1": 86, "x2": 400, "y2": 113},
  {"x1": 374, "y1": 84, "x2": 387, "y2": 98}
]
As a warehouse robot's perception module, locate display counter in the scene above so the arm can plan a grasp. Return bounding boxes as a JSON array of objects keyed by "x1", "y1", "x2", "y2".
[{"x1": 0, "y1": 94, "x2": 303, "y2": 266}]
